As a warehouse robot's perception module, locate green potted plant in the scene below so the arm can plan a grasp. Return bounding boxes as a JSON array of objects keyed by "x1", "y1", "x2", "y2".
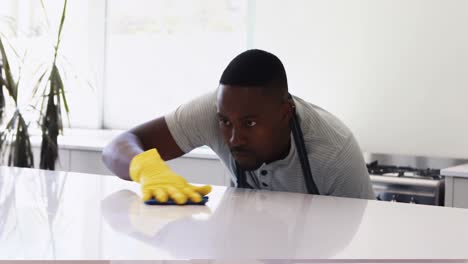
[{"x1": 0, "y1": 0, "x2": 69, "y2": 170}]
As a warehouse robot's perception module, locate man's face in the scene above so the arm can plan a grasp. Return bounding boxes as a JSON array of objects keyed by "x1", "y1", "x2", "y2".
[{"x1": 217, "y1": 84, "x2": 291, "y2": 170}]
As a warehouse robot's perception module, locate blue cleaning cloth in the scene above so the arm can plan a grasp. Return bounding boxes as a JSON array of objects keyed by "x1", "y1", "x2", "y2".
[{"x1": 145, "y1": 196, "x2": 209, "y2": 205}]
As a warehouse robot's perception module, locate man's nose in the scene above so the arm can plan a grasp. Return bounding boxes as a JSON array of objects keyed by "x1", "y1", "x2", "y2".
[{"x1": 229, "y1": 127, "x2": 247, "y2": 146}]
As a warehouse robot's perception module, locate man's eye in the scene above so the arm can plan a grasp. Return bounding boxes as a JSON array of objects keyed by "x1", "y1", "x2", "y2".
[
  {"x1": 246, "y1": 120, "x2": 257, "y2": 127},
  {"x1": 219, "y1": 119, "x2": 231, "y2": 126}
]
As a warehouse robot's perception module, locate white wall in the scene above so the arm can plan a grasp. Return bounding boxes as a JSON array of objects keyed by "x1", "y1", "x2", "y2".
[{"x1": 252, "y1": 0, "x2": 468, "y2": 159}]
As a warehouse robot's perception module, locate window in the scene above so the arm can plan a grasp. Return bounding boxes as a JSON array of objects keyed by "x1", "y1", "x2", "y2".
[
  {"x1": 104, "y1": 0, "x2": 249, "y2": 129},
  {"x1": 0, "y1": 0, "x2": 99, "y2": 129},
  {"x1": 1, "y1": 0, "x2": 249, "y2": 130}
]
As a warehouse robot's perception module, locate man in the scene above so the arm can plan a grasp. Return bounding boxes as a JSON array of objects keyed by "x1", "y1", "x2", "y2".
[{"x1": 102, "y1": 49, "x2": 375, "y2": 204}]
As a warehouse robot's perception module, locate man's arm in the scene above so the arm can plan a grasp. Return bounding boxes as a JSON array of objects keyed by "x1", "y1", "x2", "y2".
[{"x1": 102, "y1": 117, "x2": 185, "y2": 180}]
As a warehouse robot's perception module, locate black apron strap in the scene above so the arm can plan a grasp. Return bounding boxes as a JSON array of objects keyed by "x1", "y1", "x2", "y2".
[
  {"x1": 236, "y1": 162, "x2": 253, "y2": 189},
  {"x1": 290, "y1": 110, "x2": 320, "y2": 195}
]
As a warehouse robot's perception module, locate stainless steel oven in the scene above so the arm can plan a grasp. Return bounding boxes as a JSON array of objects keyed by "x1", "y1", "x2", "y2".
[{"x1": 364, "y1": 153, "x2": 468, "y2": 206}]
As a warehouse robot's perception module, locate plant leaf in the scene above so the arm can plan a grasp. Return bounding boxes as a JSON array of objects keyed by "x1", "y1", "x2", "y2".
[
  {"x1": 0, "y1": 77, "x2": 5, "y2": 121},
  {"x1": 0, "y1": 130, "x2": 7, "y2": 162},
  {"x1": 13, "y1": 113, "x2": 34, "y2": 168},
  {"x1": 0, "y1": 37, "x2": 18, "y2": 103},
  {"x1": 0, "y1": 16, "x2": 17, "y2": 34},
  {"x1": 52, "y1": 65, "x2": 69, "y2": 114},
  {"x1": 49, "y1": 66, "x2": 63, "y2": 132},
  {"x1": 36, "y1": 0, "x2": 70, "y2": 170},
  {"x1": 40, "y1": 92, "x2": 59, "y2": 170},
  {"x1": 31, "y1": 66, "x2": 49, "y2": 98},
  {"x1": 39, "y1": 0, "x2": 51, "y2": 29},
  {"x1": 5, "y1": 111, "x2": 18, "y2": 166},
  {"x1": 0, "y1": 32, "x2": 21, "y2": 59},
  {"x1": 57, "y1": 0, "x2": 68, "y2": 46}
]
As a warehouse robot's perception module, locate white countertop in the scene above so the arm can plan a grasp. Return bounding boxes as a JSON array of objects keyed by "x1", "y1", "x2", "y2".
[
  {"x1": 441, "y1": 163, "x2": 468, "y2": 178},
  {"x1": 1, "y1": 166, "x2": 468, "y2": 260}
]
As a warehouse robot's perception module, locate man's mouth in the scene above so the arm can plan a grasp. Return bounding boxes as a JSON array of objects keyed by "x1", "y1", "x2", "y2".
[{"x1": 231, "y1": 150, "x2": 251, "y2": 158}]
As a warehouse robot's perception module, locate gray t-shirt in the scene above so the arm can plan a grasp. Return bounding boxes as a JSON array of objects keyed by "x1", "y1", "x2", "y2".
[{"x1": 165, "y1": 91, "x2": 375, "y2": 200}]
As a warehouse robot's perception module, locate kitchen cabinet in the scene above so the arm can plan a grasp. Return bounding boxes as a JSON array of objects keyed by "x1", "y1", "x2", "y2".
[
  {"x1": 32, "y1": 145, "x2": 232, "y2": 186},
  {"x1": 70, "y1": 150, "x2": 113, "y2": 175},
  {"x1": 32, "y1": 147, "x2": 70, "y2": 171},
  {"x1": 442, "y1": 164, "x2": 468, "y2": 208}
]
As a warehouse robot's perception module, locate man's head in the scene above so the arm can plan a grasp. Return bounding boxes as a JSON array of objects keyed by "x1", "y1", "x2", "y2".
[{"x1": 217, "y1": 49, "x2": 294, "y2": 170}]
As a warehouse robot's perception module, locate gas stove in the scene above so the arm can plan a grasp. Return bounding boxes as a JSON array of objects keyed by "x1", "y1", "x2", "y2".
[
  {"x1": 367, "y1": 161, "x2": 442, "y2": 179},
  {"x1": 364, "y1": 153, "x2": 468, "y2": 206}
]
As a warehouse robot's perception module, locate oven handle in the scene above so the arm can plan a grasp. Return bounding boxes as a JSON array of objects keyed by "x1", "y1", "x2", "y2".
[{"x1": 370, "y1": 175, "x2": 443, "y2": 188}]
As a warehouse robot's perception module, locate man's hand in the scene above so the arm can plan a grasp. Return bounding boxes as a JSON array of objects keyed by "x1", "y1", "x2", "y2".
[{"x1": 129, "y1": 148, "x2": 212, "y2": 204}]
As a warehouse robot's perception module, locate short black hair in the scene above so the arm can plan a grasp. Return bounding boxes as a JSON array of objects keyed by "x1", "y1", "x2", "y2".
[{"x1": 219, "y1": 49, "x2": 288, "y2": 98}]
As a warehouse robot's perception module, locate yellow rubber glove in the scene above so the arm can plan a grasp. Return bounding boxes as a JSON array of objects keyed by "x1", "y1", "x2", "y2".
[{"x1": 129, "y1": 148, "x2": 212, "y2": 204}]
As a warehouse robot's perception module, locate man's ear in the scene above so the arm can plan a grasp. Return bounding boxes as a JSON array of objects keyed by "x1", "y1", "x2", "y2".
[{"x1": 280, "y1": 99, "x2": 294, "y2": 121}]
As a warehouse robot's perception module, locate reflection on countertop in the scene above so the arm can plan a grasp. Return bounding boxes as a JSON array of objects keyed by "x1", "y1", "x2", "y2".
[{"x1": 101, "y1": 188, "x2": 365, "y2": 259}]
